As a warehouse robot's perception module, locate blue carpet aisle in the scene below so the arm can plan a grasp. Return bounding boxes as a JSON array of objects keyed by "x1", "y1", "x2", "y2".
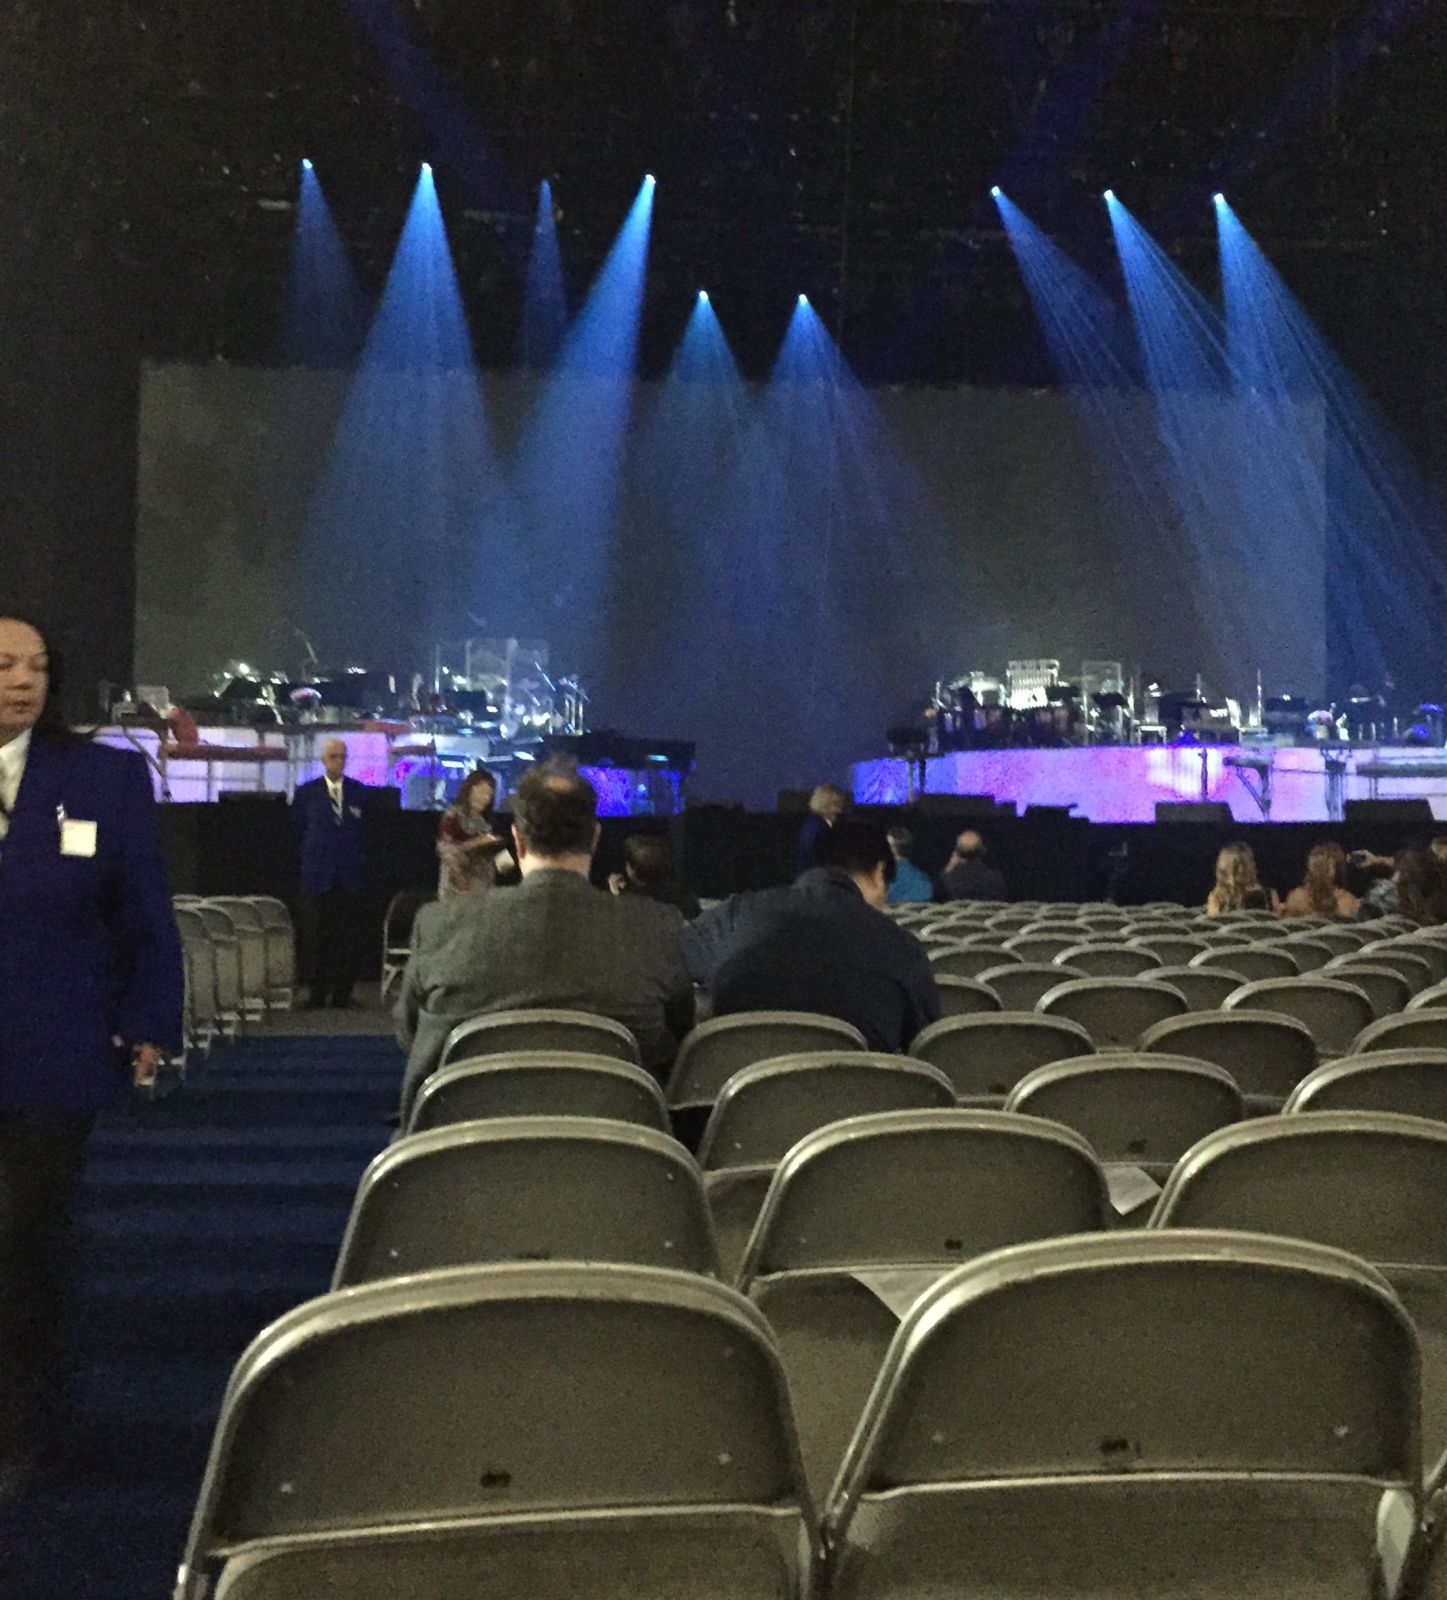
[{"x1": 0, "y1": 1034, "x2": 401, "y2": 1600}]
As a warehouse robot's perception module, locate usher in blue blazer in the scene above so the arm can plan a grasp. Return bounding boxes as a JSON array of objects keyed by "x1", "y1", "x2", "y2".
[
  {"x1": 291, "y1": 775, "x2": 370, "y2": 895},
  {"x1": 0, "y1": 736, "x2": 184, "y2": 1117}
]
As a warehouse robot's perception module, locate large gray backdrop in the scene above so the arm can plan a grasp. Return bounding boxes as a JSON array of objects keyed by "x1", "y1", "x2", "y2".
[{"x1": 137, "y1": 364, "x2": 1324, "y2": 805}]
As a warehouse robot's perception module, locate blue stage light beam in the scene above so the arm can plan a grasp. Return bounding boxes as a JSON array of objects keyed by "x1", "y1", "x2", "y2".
[
  {"x1": 1109, "y1": 195, "x2": 1326, "y2": 699},
  {"x1": 624, "y1": 293, "x2": 754, "y2": 731},
  {"x1": 994, "y1": 191, "x2": 1204, "y2": 672},
  {"x1": 1217, "y1": 196, "x2": 1447, "y2": 698},
  {"x1": 510, "y1": 176, "x2": 655, "y2": 652},
  {"x1": 302, "y1": 163, "x2": 499, "y2": 673},
  {"x1": 521, "y1": 179, "x2": 566, "y2": 371},
  {"x1": 283, "y1": 160, "x2": 366, "y2": 366},
  {"x1": 692, "y1": 295, "x2": 951, "y2": 800}
]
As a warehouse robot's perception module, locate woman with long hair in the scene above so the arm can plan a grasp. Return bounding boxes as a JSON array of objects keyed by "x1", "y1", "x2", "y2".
[
  {"x1": 1283, "y1": 841, "x2": 1358, "y2": 919},
  {"x1": 0, "y1": 607, "x2": 183, "y2": 1496},
  {"x1": 1206, "y1": 842, "x2": 1279, "y2": 915},
  {"x1": 1391, "y1": 844, "x2": 1447, "y2": 925},
  {"x1": 436, "y1": 767, "x2": 508, "y2": 898}
]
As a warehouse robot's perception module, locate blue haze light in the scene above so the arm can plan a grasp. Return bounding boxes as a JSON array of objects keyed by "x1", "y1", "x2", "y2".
[
  {"x1": 698, "y1": 289, "x2": 710, "y2": 303},
  {"x1": 301, "y1": 157, "x2": 313, "y2": 171},
  {"x1": 522, "y1": 179, "x2": 566, "y2": 370},
  {"x1": 990, "y1": 185, "x2": 1002, "y2": 199},
  {"x1": 302, "y1": 163, "x2": 494, "y2": 671},
  {"x1": 1102, "y1": 189, "x2": 1116, "y2": 203}
]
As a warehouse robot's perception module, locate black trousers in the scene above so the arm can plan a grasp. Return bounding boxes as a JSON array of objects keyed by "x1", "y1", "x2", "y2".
[
  {"x1": 0, "y1": 1114, "x2": 94, "y2": 1462},
  {"x1": 301, "y1": 887, "x2": 365, "y2": 1003}
]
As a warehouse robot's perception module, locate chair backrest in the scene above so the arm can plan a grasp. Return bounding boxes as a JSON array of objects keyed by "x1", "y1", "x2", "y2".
[
  {"x1": 977, "y1": 962, "x2": 1086, "y2": 1013},
  {"x1": 1150, "y1": 965, "x2": 1245, "y2": 1011},
  {"x1": 1036, "y1": 978, "x2": 1188, "y2": 1049},
  {"x1": 1054, "y1": 944, "x2": 1163, "y2": 979},
  {"x1": 1138, "y1": 1010, "x2": 1318, "y2": 1101},
  {"x1": 408, "y1": 1052, "x2": 671, "y2": 1135},
  {"x1": 931, "y1": 977, "x2": 1004, "y2": 1019},
  {"x1": 1297, "y1": 926, "x2": 1377, "y2": 958},
  {"x1": 383, "y1": 888, "x2": 435, "y2": 951},
  {"x1": 1128, "y1": 933, "x2": 1210, "y2": 965},
  {"x1": 1001, "y1": 934, "x2": 1078, "y2": 964},
  {"x1": 1224, "y1": 977, "x2": 1374, "y2": 1058},
  {"x1": 1408, "y1": 982, "x2": 1447, "y2": 1013},
  {"x1": 1277, "y1": 937, "x2": 1338, "y2": 972},
  {"x1": 1007, "y1": 1054, "x2": 1244, "y2": 1167},
  {"x1": 826, "y1": 1232, "x2": 1417, "y2": 1536},
  {"x1": 927, "y1": 945, "x2": 1021, "y2": 980},
  {"x1": 1352, "y1": 1010, "x2": 1447, "y2": 1056},
  {"x1": 908, "y1": 1012, "x2": 1095, "y2": 1100},
  {"x1": 667, "y1": 1013, "x2": 868, "y2": 1109},
  {"x1": 697, "y1": 1055, "x2": 956, "y2": 1170},
  {"x1": 738, "y1": 1110, "x2": 1111, "y2": 1287},
  {"x1": 1388, "y1": 938, "x2": 1447, "y2": 986},
  {"x1": 1151, "y1": 1112, "x2": 1447, "y2": 1267},
  {"x1": 1190, "y1": 944, "x2": 1300, "y2": 981},
  {"x1": 442, "y1": 1009, "x2": 642, "y2": 1071},
  {"x1": 333, "y1": 1118, "x2": 719, "y2": 1287},
  {"x1": 178, "y1": 1264, "x2": 812, "y2": 1595},
  {"x1": 1320, "y1": 960, "x2": 1413, "y2": 1019},
  {"x1": 1338, "y1": 946, "x2": 1436, "y2": 992},
  {"x1": 1285, "y1": 1049, "x2": 1447, "y2": 1123}
]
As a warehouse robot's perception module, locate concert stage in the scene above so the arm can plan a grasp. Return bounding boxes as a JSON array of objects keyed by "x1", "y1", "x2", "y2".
[{"x1": 853, "y1": 744, "x2": 1447, "y2": 824}]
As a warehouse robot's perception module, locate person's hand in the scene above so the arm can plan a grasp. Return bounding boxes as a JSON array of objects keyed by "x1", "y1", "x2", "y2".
[
  {"x1": 131, "y1": 1042, "x2": 166, "y2": 1087},
  {"x1": 607, "y1": 872, "x2": 626, "y2": 895}
]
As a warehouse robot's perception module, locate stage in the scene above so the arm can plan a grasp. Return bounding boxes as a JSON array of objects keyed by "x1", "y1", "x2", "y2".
[{"x1": 853, "y1": 744, "x2": 1447, "y2": 824}]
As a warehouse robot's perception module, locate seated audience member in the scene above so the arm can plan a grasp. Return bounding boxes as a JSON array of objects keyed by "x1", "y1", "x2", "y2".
[
  {"x1": 885, "y1": 825, "x2": 934, "y2": 904},
  {"x1": 1205, "y1": 842, "x2": 1280, "y2": 915},
  {"x1": 684, "y1": 820, "x2": 941, "y2": 1053},
  {"x1": 1282, "y1": 841, "x2": 1359, "y2": 919},
  {"x1": 794, "y1": 782, "x2": 850, "y2": 875},
  {"x1": 395, "y1": 764, "x2": 693, "y2": 1118},
  {"x1": 608, "y1": 832, "x2": 701, "y2": 921},
  {"x1": 939, "y1": 829, "x2": 1006, "y2": 903},
  {"x1": 1356, "y1": 843, "x2": 1447, "y2": 924}
]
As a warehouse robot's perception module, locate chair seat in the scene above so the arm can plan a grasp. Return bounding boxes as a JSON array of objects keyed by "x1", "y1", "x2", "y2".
[
  {"x1": 828, "y1": 1476, "x2": 1402, "y2": 1600},
  {"x1": 215, "y1": 1507, "x2": 806, "y2": 1600}
]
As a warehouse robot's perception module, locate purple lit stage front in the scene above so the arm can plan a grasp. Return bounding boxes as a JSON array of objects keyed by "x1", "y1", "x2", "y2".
[{"x1": 853, "y1": 745, "x2": 1447, "y2": 824}]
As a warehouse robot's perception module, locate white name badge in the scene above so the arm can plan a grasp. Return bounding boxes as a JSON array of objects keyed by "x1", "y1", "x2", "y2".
[{"x1": 60, "y1": 819, "x2": 98, "y2": 857}]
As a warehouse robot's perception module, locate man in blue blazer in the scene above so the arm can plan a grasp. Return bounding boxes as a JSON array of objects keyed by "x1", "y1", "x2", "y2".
[
  {"x1": 292, "y1": 736, "x2": 371, "y2": 1008},
  {"x1": 0, "y1": 609, "x2": 183, "y2": 1495}
]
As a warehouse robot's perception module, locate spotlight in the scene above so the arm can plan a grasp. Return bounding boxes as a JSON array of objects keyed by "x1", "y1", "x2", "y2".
[
  {"x1": 1103, "y1": 188, "x2": 1116, "y2": 202},
  {"x1": 421, "y1": 161, "x2": 433, "y2": 176},
  {"x1": 798, "y1": 293, "x2": 809, "y2": 306},
  {"x1": 1213, "y1": 192, "x2": 1226, "y2": 206},
  {"x1": 990, "y1": 185, "x2": 1002, "y2": 198},
  {"x1": 698, "y1": 289, "x2": 710, "y2": 303},
  {"x1": 644, "y1": 173, "x2": 656, "y2": 186},
  {"x1": 301, "y1": 157, "x2": 313, "y2": 172}
]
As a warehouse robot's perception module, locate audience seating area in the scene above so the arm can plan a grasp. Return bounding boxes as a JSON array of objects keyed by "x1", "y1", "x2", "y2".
[{"x1": 170, "y1": 893, "x2": 1447, "y2": 1597}]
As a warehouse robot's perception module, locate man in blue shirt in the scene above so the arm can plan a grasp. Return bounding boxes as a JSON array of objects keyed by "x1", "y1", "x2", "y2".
[
  {"x1": 684, "y1": 820, "x2": 940, "y2": 1054},
  {"x1": 885, "y1": 825, "x2": 935, "y2": 904}
]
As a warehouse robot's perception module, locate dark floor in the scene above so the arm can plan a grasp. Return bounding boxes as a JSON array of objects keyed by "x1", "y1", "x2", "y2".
[{"x1": 0, "y1": 1032, "x2": 401, "y2": 1600}]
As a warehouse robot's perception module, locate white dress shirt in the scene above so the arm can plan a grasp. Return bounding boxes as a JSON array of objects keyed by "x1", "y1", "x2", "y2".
[{"x1": 0, "y1": 728, "x2": 31, "y2": 838}]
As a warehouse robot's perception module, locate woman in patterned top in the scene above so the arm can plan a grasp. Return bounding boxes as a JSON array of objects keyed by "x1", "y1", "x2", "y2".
[{"x1": 436, "y1": 768, "x2": 508, "y2": 898}]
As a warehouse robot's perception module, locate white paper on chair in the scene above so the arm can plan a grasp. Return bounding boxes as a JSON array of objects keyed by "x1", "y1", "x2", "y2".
[
  {"x1": 852, "y1": 1268, "x2": 950, "y2": 1320},
  {"x1": 1105, "y1": 1163, "x2": 1162, "y2": 1216}
]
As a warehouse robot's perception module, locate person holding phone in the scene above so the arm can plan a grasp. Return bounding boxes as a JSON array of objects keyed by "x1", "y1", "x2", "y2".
[{"x1": 0, "y1": 608, "x2": 183, "y2": 1497}]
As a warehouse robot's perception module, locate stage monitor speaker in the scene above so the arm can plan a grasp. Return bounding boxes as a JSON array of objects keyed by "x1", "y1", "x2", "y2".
[
  {"x1": 1154, "y1": 802, "x2": 1234, "y2": 824},
  {"x1": 1344, "y1": 798, "x2": 1435, "y2": 826}
]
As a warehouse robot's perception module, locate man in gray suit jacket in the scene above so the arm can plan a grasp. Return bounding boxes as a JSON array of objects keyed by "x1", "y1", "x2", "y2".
[{"x1": 395, "y1": 765, "x2": 693, "y2": 1121}]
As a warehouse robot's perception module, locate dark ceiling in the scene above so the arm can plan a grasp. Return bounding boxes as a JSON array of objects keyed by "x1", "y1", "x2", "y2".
[{"x1": 4, "y1": 1, "x2": 1445, "y2": 444}]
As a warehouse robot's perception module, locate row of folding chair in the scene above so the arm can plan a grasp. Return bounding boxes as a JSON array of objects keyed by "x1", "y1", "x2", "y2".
[
  {"x1": 172, "y1": 895, "x2": 297, "y2": 1058},
  {"x1": 176, "y1": 1238, "x2": 1441, "y2": 1595}
]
